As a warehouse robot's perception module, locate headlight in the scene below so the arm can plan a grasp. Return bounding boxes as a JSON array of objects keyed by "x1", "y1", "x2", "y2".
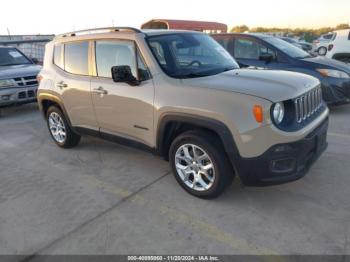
[
  {"x1": 0, "y1": 79, "x2": 16, "y2": 88},
  {"x1": 316, "y1": 69, "x2": 350, "y2": 78},
  {"x1": 272, "y1": 102, "x2": 285, "y2": 125}
]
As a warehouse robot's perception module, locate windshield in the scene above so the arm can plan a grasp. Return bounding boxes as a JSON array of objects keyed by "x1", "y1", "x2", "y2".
[
  {"x1": 265, "y1": 37, "x2": 311, "y2": 59},
  {"x1": 0, "y1": 48, "x2": 32, "y2": 66},
  {"x1": 147, "y1": 33, "x2": 239, "y2": 79}
]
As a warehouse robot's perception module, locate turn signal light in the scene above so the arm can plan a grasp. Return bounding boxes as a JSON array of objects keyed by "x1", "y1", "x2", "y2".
[{"x1": 253, "y1": 105, "x2": 263, "y2": 123}]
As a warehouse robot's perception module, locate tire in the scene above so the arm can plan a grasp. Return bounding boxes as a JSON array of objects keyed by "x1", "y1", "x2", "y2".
[
  {"x1": 46, "y1": 106, "x2": 81, "y2": 148},
  {"x1": 169, "y1": 130, "x2": 234, "y2": 199},
  {"x1": 318, "y1": 47, "x2": 327, "y2": 56}
]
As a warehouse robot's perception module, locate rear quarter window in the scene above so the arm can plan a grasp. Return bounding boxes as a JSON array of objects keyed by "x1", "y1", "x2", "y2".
[{"x1": 53, "y1": 44, "x2": 64, "y2": 69}]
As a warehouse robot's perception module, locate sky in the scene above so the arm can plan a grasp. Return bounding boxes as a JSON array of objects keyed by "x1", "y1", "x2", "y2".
[{"x1": 1, "y1": 0, "x2": 349, "y2": 35}]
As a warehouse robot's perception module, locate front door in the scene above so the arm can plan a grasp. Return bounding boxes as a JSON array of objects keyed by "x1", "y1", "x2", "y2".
[{"x1": 91, "y1": 40, "x2": 154, "y2": 146}]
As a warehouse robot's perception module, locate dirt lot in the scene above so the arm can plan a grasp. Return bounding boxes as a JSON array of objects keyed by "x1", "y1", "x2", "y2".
[{"x1": 0, "y1": 103, "x2": 349, "y2": 257}]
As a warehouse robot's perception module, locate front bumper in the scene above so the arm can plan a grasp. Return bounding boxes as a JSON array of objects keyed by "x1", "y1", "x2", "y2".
[
  {"x1": 321, "y1": 77, "x2": 350, "y2": 105},
  {"x1": 235, "y1": 118, "x2": 329, "y2": 186},
  {"x1": 0, "y1": 86, "x2": 38, "y2": 107}
]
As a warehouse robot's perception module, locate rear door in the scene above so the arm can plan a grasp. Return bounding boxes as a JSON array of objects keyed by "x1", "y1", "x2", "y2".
[{"x1": 53, "y1": 41, "x2": 97, "y2": 129}]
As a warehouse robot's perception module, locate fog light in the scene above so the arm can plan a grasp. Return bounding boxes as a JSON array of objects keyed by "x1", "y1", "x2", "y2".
[
  {"x1": 2, "y1": 95, "x2": 10, "y2": 101},
  {"x1": 270, "y1": 158, "x2": 296, "y2": 173}
]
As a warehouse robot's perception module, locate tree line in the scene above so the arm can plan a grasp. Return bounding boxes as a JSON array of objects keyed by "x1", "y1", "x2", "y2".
[{"x1": 230, "y1": 24, "x2": 350, "y2": 41}]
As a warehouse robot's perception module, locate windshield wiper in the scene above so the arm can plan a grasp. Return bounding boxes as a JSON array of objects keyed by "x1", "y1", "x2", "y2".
[
  {"x1": 178, "y1": 66, "x2": 237, "y2": 79},
  {"x1": 181, "y1": 72, "x2": 212, "y2": 78},
  {"x1": 222, "y1": 67, "x2": 236, "y2": 72},
  {"x1": 296, "y1": 55, "x2": 313, "y2": 59}
]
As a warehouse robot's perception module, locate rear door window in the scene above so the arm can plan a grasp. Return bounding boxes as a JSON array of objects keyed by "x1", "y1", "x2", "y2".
[
  {"x1": 323, "y1": 34, "x2": 334, "y2": 40},
  {"x1": 64, "y1": 41, "x2": 89, "y2": 75}
]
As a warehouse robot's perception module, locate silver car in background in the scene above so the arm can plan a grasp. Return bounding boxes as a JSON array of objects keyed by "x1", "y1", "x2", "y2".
[
  {"x1": 0, "y1": 47, "x2": 41, "y2": 107},
  {"x1": 312, "y1": 33, "x2": 335, "y2": 56}
]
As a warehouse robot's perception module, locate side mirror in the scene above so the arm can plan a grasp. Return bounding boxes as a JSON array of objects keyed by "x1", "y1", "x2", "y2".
[
  {"x1": 111, "y1": 65, "x2": 140, "y2": 86},
  {"x1": 259, "y1": 53, "x2": 274, "y2": 63}
]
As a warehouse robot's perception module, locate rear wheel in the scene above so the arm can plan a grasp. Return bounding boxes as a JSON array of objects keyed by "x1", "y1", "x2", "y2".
[
  {"x1": 169, "y1": 130, "x2": 234, "y2": 198},
  {"x1": 318, "y1": 47, "x2": 327, "y2": 56},
  {"x1": 46, "y1": 106, "x2": 81, "y2": 148}
]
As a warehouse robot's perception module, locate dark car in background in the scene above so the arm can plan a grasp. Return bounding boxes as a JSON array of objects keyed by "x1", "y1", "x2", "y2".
[
  {"x1": 212, "y1": 33, "x2": 350, "y2": 105},
  {"x1": 280, "y1": 37, "x2": 313, "y2": 52},
  {"x1": 0, "y1": 46, "x2": 41, "y2": 107}
]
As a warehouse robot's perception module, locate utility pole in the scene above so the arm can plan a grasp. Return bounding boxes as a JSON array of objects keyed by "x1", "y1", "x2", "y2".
[{"x1": 6, "y1": 28, "x2": 11, "y2": 40}]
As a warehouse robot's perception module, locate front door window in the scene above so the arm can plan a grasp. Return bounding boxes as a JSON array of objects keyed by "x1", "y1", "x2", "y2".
[{"x1": 234, "y1": 38, "x2": 275, "y2": 60}]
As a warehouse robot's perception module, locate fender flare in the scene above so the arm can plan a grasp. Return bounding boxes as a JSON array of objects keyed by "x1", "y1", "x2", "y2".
[
  {"x1": 156, "y1": 112, "x2": 241, "y2": 170},
  {"x1": 37, "y1": 93, "x2": 73, "y2": 129}
]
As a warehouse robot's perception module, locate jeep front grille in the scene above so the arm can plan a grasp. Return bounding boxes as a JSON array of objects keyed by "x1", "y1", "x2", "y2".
[
  {"x1": 14, "y1": 76, "x2": 38, "y2": 87},
  {"x1": 294, "y1": 87, "x2": 323, "y2": 123}
]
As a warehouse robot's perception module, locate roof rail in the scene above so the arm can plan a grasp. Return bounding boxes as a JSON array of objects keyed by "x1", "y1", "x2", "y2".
[{"x1": 55, "y1": 27, "x2": 142, "y2": 38}]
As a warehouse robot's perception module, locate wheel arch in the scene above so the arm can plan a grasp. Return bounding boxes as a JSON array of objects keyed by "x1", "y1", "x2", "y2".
[
  {"x1": 38, "y1": 93, "x2": 73, "y2": 128},
  {"x1": 156, "y1": 113, "x2": 240, "y2": 171}
]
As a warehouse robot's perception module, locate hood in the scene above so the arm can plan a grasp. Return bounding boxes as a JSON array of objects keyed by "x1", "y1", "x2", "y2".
[
  {"x1": 0, "y1": 64, "x2": 42, "y2": 79},
  {"x1": 182, "y1": 69, "x2": 320, "y2": 103},
  {"x1": 301, "y1": 56, "x2": 350, "y2": 74}
]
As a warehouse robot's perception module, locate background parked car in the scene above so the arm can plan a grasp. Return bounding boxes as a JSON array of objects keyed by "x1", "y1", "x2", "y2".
[
  {"x1": 312, "y1": 33, "x2": 335, "y2": 56},
  {"x1": 0, "y1": 46, "x2": 41, "y2": 107},
  {"x1": 280, "y1": 37, "x2": 312, "y2": 52},
  {"x1": 326, "y1": 29, "x2": 350, "y2": 64},
  {"x1": 298, "y1": 40, "x2": 313, "y2": 52},
  {"x1": 212, "y1": 33, "x2": 350, "y2": 105}
]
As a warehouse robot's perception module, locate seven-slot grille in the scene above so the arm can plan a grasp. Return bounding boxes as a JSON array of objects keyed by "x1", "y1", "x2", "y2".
[
  {"x1": 13, "y1": 76, "x2": 38, "y2": 87},
  {"x1": 294, "y1": 87, "x2": 323, "y2": 123}
]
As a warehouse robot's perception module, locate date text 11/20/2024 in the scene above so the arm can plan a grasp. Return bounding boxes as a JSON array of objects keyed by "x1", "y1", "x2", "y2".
[{"x1": 127, "y1": 255, "x2": 220, "y2": 261}]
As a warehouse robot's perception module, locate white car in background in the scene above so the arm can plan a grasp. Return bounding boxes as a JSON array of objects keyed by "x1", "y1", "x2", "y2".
[
  {"x1": 312, "y1": 33, "x2": 335, "y2": 56},
  {"x1": 326, "y1": 29, "x2": 350, "y2": 63}
]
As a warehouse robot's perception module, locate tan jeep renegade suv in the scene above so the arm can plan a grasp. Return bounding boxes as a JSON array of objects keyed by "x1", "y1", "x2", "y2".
[{"x1": 37, "y1": 27, "x2": 329, "y2": 198}]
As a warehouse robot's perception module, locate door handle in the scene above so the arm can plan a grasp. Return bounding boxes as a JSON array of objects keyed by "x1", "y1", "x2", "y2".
[
  {"x1": 92, "y1": 86, "x2": 108, "y2": 95},
  {"x1": 56, "y1": 81, "x2": 68, "y2": 89}
]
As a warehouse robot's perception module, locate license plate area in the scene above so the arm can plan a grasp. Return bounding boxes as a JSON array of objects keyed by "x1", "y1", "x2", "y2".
[{"x1": 316, "y1": 130, "x2": 327, "y2": 153}]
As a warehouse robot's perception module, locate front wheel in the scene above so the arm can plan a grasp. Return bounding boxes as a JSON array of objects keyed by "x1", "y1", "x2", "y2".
[
  {"x1": 169, "y1": 130, "x2": 234, "y2": 198},
  {"x1": 46, "y1": 106, "x2": 81, "y2": 148}
]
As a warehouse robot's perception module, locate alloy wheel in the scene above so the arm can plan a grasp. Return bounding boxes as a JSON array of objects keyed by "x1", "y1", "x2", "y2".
[
  {"x1": 48, "y1": 112, "x2": 66, "y2": 143},
  {"x1": 174, "y1": 144, "x2": 216, "y2": 191},
  {"x1": 318, "y1": 47, "x2": 327, "y2": 56}
]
